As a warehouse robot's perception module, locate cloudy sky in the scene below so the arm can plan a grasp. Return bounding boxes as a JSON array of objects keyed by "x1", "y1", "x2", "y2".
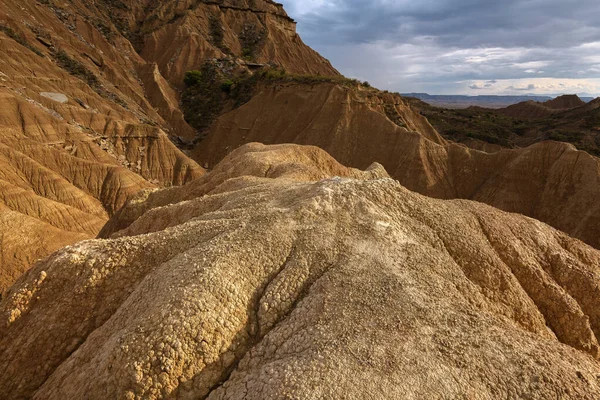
[{"x1": 278, "y1": 0, "x2": 600, "y2": 96}]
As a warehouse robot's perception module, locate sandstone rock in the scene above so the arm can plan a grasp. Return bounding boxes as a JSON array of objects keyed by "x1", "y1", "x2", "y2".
[
  {"x1": 1, "y1": 143, "x2": 600, "y2": 399},
  {"x1": 193, "y1": 82, "x2": 600, "y2": 250},
  {"x1": 0, "y1": 22, "x2": 204, "y2": 291},
  {"x1": 0, "y1": 0, "x2": 341, "y2": 290}
]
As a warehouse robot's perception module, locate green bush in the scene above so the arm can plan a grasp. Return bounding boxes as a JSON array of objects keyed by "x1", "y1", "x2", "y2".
[
  {"x1": 239, "y1": 23, "x2": 265, "y2": 60},
  {"x1": 220, "y1": 80, "x2": 234, "y2": 93},
  {"x1": 548, "y1": 130, "x2": 584, "y2": 143},
  {"x1": 184, "y1": 70, "x2": 203, "y2": 87},
  {"x1": 181, "y1": 63, "x2": 226, "y2": 133}
]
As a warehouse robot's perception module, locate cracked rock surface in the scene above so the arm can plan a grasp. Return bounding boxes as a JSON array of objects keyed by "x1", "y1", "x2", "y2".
[{"x1": 1, "y1": 143, "x2": 600, "y2": 399}]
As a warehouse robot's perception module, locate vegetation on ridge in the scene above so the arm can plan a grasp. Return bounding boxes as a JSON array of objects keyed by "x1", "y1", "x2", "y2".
[
  {"x1": 181, "y1": 62, "x2": 368, "y2": 136},
  {"x1": 239, "y1": 22, "x2": 265, "y2": 60},
  {"x1": 53, "y1": 50, "x2": 128, "y2": 108},
  {"x1": 208, "y1": 14, "x2": 226, "y2": 51},
  {"x1": 407, "y1": 97, "x2": 600, "y2": 155},
  {"x1": 405, "y1": 100, "x2": 524, "y2": 147},
  {"x1": 0, "y1": 24, "x2": 44, "y2": 56}
]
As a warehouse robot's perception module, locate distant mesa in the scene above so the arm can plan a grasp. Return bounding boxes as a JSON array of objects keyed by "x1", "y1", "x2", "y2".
[{"x1": 497, "y1": 94, "x2": 587, "y2": 119}]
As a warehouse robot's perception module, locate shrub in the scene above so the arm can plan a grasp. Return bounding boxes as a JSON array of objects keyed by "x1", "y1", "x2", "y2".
[
  {"x1": 54, "y1": 50, "x2": 100, "y2": 88},
  {"x1": 181, "y1": 63, "x2": 226, "y2": 133},
  {"x1": 239, "y1": 23, "x2": 265, "y2": 60},
  {"x1": 383, "y1": 103, "x2": 405, "y2": 128},
  {"x1": 220, "y1": 80, "x2": 234, "y2": 93},
  {"x1": 548, "y1": 130, "x2": 584, "y2": 143},
  {"x1": 0, "y1": 24, "x2": 44, "y2": 56},
  {"x1": 209, "y1": 15, "x2": 225, "y2": 49},
  {"x1": 184, "y1": 70, "x2": 203, "y2": 87},
  {"x1": 91, "y1": 19, "x2": 116, "y2": 42}
]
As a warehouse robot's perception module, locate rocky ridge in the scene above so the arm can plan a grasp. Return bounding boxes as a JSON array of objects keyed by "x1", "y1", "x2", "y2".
[
  {"x1": 0, "y1": 0, "x2": 338, "y2": 291},
  {"x1": 0, "y1": 32, "x2": 203, "y2": 291},
  {"x1": 1, "y1": 143, "x2": 600, "y2": 399},
  {"x1": 191, "y1": 82, "x2": 600, "y2": 250}
]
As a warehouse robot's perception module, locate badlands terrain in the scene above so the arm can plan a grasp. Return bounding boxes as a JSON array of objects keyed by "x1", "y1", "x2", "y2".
[
  {"x1": 0, "y1": 0, "x2": 600, "y2": 398},
  {"x1": 0, "y1": 0, "x2": 333, "y2": 291},
  {"x1": 408, "y1": 94, "x2": 600, "y2": 157},
  {"x1": 3, "y1": 143, "x2": 600, "y2": 399}
]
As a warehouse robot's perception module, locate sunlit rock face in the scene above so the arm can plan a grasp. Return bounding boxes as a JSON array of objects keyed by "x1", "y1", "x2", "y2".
[{"x1": 2, "y1": 143, "x2": 599, "y2": 399}]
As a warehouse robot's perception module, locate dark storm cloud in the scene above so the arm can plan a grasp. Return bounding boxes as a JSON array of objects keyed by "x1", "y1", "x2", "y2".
[
  {"x1": 283, "y1": 0, "x2": 600, "y2": 48},
  {"x1": 279, "y1": 0, "x2": 600, "y2": 95}
]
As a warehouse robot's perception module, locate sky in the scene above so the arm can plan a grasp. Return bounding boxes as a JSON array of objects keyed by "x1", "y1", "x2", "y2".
[{"x1": 278, "y1": 0, "x2": 600, "y2": 96}]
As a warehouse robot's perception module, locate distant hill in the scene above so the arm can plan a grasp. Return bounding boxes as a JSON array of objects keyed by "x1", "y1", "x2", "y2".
[
  {"x1": 544, "y1": 94, "x2": 587, "y2": 109},
  {"x1": 3, "y1": 1, "x2": 600, "y2": 397},
  {"x1": 406, "y1": 94, "x2": 600, "y2": 156},
  {"x1": 497, "y1": 95, "x2": 587, "y2": 120}
]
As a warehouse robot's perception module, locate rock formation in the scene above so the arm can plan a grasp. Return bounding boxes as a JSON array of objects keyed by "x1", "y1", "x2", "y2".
[
  {"x1": 0, "y1": 0, "x2": 338, "y2": 291},
  {"x1": 1, "y1": 0, "x2": 600, "y2": 396},
  {"x1": 2, "y1": 143, "x2": 600, "y2": 399},
  {"x1": 544, "y1": 94, "x2": 587, "y2": 110},
  {"x1": 498, "y1": 100, "x2": 560, "y2": 120},
  {"x1": 493, "y1": 94, "x2": 586, "y2": 120},
  {"x1": 0, "y1": 33, "x2": 203, "y2": 291},
  {"x1": 191, "y1": 82, "x2": 600, "y2": 250},
  {"x1": 0, "y1": 0, "x2": 337, "y2": 141}
]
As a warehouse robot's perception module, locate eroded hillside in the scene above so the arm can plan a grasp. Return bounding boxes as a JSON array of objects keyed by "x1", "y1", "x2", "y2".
[
  {"x1": 2, "y1": 144, "x2": 600, "y2": 399},
  {"x1": 189, "y1": 80, "x2": 600, "y2": 250},
  {"x1": 0, "y1": 0, "x2": 337, "y2": 291},
  {"x1": 1, "y1": 0, "x2": 599, "y2": 397}
]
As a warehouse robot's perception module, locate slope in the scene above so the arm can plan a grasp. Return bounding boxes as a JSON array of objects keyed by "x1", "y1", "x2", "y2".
[
  {"x1": 192, "y1": 81, "x2": 600, "y2": 250},
  {"x1": 544, "y1": 94, "x2": 587, "y2": 110},
  {"x1": 0, "y1": 0, "x2": 205, "y2": 291},
  {"x1": 1, "y1": 143, "x2": 600, "y2": 399},
  {"x1": 0, "y1": 0, "x2": 337, "y2": 291}
]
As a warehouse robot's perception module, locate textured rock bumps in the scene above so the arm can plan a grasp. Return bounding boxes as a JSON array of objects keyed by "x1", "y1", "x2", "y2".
[
  {"x1": 193, "y1": 83, "x2": 600, "y2": 250},
  {"x1": 1, "y1": 143, "x2": 600, "y2": 399}
]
